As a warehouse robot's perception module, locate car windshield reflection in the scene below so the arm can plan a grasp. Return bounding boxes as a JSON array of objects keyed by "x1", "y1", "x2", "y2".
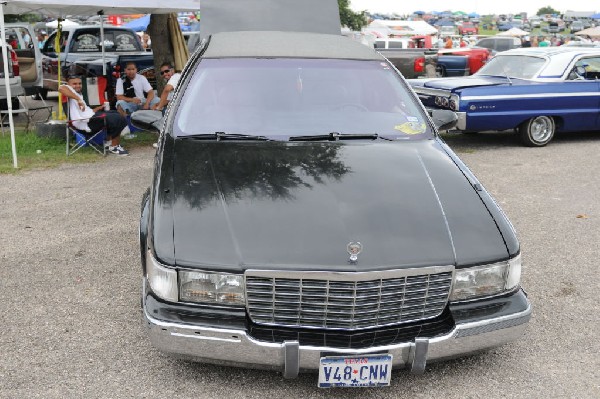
[
  {"x1": 174, "y1": 59, "x2": 432, "y2": 140},
  {"x1": 476, "y1": 55, "x2": 546, "y2": 79}
]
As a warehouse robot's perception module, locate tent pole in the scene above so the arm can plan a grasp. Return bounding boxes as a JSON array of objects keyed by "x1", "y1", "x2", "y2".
[
  {"x1": 99, "y1": 10, "x2": 106, "y2": 76},
  {"x1": 56, "y1": 18, "x2": 65, "y2": 119},
  {"x1": 0, "y1": 1, "x2": 18, "y2": 168}
]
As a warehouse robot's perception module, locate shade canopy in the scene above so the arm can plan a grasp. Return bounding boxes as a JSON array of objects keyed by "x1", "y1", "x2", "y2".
[
  {"x1": 46, "y1": 18, "x2": 79, "y2": 28},
  {"x1": 2, "y1": 0, "x2": 199, "y2": 17},
  {"x1": 575, "y1": 26, "x2": 600, "y2": 38},
  {"x1": 123, "y1": 14, "x2": 150, "y2": 32},
  {"x1": 497, "y1": 27, "x2": 529, "y2": 37}
]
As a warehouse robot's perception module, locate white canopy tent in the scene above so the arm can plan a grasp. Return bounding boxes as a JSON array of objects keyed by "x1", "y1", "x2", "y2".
[
  {"x1": 368, "y1": 20, "x2": 438, "y2": 37},
  {"x1": 45, "y1": 18, "x2": 79, "y2": 29},
  {"x1": 1, "y1": 0, "x2": 200, "y2": 168},
  {"x1": 575, "y1": 26, "x2": 600, "y2": 39},
  {"x1": 497, "y1": 27, "x2": 529, "y2": 37}
]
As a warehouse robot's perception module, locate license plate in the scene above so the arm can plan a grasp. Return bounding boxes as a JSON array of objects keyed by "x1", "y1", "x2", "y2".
[{"x1": 318, "y1": 354, "x2": 393, "y2": 388}]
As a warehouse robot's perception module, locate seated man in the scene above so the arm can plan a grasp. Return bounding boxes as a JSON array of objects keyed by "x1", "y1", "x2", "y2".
[
  {"x1": 59, "y1": 75, "x2": 130, "y2": 156},
  {"x1": 152, "y1": 62, "x2": 181, "y2": 112},
  {"x1": 115, "y1": 61, "x2": 159, "y2": 117}
]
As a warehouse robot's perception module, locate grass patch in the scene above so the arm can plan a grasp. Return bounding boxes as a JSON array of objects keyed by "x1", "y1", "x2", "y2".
[{"x1": 0, "y1": 125, "x2": 156, "y2": 174}]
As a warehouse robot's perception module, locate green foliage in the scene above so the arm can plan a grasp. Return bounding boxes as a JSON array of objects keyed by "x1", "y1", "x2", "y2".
[
  {"x1": 536, "y1": 6, "x2": 560, "y2": 16},
  {"x1": 3, "y1": 14, "x2": 42, "y2": 23},
  {"x1": 338, "y1": 0, "x2": 367, "y2": 31}
]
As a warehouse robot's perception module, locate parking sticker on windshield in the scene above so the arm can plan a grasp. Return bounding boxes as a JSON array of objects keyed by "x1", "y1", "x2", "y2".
[{"x1": 394, "y1": 121, "x2": 426, "y2": 135}]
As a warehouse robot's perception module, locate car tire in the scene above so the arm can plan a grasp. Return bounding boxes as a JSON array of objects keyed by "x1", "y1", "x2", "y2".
[
  {"x1": 436, "y1": 66, "x2": 447, "y2": 77},
  {"x1": 519, "y1": 116, "x2": 555, "y2": 147}
]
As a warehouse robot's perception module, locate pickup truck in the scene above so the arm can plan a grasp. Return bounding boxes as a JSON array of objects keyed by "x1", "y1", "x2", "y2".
[
  {"x1": 40, "y1": 26, "x2": 154, "y2": 103},
  {"x1": 376, "y1": 48, "x2": 438, "y2": 79},
  {"x1": 437, "y1": 47, "x2": 490, "y2": 76},
  {"x1": 4, "y1": 23, "x2": 43, "y2": 97},
  {"x1": 0, "y1": 41, "x2": 23, "y2": 109}
]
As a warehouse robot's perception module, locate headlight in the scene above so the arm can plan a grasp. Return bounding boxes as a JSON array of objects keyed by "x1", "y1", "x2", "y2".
[
  {"x1": 146, "y1": 250, "x2": 178, "y2": 302},
  {"x1": 450, "y1": 255, "x2": 521, "y2": 301},
  {"x1": 179, "y1": 271, "x2": 245, "y2": 305}
]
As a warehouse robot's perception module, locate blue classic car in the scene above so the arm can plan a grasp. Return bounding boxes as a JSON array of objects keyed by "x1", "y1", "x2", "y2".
[{"x1": 409, "y1": 47, "x2": 600, "y2": 146}]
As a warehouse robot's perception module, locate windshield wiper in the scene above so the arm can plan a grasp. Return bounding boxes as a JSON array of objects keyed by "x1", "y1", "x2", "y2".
[
  {"x1": 289, "y1": 132, "x2": 379, "y2": 142},
  {"x1": 178, "y1": 132, "x2": 274, "y2": 141}
]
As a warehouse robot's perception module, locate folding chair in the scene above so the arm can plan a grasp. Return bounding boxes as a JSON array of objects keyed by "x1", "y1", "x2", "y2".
[
  {"x1": 0, "y1": 95, "x2": 53, "y2": 134},
  {"x1": 65, "y1": 97, "x2": 107, "y2": 156}
]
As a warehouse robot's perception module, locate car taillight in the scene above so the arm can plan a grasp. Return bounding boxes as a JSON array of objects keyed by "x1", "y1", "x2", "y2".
[
  {"x1": 414, "y1": 56, "x2": 425, "y2": 73},
  {"x1": 10, "y1": 49, "x2": 19, "y2": 76}
]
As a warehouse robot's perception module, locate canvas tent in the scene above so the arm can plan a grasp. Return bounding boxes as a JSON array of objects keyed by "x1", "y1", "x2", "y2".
[
  {"x1": 497, "y1": 27, "x2": 529, "y2": 37},
  {"x1": 368, "y1": 20, "x2": 437, "y2": 36},
  {"x1": 0, "y1": 0, "x2": 200, "y2": 168},
  {"x1": 575, "y1": 26, "x2": 600, "y2": 39},
  {"x1": 123, "y1": 14, "x2": 150, "y2": 32}
]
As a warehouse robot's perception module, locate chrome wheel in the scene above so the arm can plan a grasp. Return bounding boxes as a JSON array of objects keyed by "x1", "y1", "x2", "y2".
[{"x1": 519, "y1": 116, "x2": 555, "y2": 147}]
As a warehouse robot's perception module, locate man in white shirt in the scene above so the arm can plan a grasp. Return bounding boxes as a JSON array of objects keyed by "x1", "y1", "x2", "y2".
[
  {"x1": 115, "y1": 62, "x2": 159, "y2": 117},
  {"x1": 59, "y1": 75, "x2": 130, "y2": 156},
  {"x1": 152, "y1": 62, "x2": 181, "y2": 112}
]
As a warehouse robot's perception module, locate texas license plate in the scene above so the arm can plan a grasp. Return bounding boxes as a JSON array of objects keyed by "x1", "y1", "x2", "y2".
[{"x1": 318, "y1": 354, "x2": 393, "y2": 388}]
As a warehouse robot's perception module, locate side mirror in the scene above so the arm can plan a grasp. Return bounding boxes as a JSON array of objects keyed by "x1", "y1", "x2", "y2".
[
  {"x1": 130, "y1": 110, "x2": 163, "y2": 132},
  {"x1": 430, "y1": 109, "x2": 458, "y2": 131},
  {"x1": 576, "y1": 65, "x2": 587, "y2": 78}
]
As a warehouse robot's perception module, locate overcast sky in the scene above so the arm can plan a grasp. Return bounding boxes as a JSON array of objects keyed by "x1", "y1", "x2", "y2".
[{"x1": 349, "y1": 1, "x2": 597, "y2": 18}]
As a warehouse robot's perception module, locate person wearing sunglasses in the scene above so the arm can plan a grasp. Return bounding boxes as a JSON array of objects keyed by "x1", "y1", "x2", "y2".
[{"x1": 152, "y1": 62, "x2": 181, "y2": 113}]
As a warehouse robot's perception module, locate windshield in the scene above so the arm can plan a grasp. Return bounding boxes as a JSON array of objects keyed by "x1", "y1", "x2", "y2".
[
  {"x1": 174, "y1": 58, "x2": 432, "y2": 140},
  {"x1": 71, "y1": 29, "x2": 142, "y2": 53},
  {"x1": 475, "y1": 55, "x2": 546, "y2": 79}
]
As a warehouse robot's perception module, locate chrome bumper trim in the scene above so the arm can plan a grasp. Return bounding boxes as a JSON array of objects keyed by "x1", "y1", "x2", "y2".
[
  {"x1": 143, "y1": 284, "x2": 532, "y2": 376},
  {"x1": 456, "y1": 112, "x2": 467, "y2": 130}
]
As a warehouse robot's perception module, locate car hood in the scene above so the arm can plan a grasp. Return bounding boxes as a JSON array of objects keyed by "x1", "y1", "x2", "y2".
[
  {"x1": 152, "y1": 140, "x2": 509, "y2": 272},
  {"x1": 412, "y1": 76, "x2": 510, "y2": 91}
]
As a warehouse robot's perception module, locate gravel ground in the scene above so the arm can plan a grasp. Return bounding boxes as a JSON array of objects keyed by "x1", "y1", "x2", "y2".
[{"x1": 1, "y1": 119, "x2": 599, "y2": 398}]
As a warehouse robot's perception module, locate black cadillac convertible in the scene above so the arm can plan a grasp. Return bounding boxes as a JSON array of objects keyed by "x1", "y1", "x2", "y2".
[{"x1": 134, "y1": 29, "x2": 531, "y2": 387}]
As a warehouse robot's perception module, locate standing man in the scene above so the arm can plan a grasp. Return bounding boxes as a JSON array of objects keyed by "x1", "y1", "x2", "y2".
[
  {"x1": 115, "y1": 62, "x2": 159, "y2": 117},
  {"x1": 152, "y1": 62, "x2": 181, "y2": 112},
  {"x1": 444, "y1": 36, "x2": 453, "y2": 49},
  {"x1": 59, "y1": 75, "x2": 130, "y2": 156}
]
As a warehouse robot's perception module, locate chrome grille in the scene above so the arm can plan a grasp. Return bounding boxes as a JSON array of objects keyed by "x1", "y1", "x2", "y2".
[{"x1": 245, "y1": 267, "x2": 453, "y2": 330}]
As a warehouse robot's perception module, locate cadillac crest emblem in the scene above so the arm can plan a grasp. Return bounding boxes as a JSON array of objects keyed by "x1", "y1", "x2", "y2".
[{"x1": 347, "y1": 242, "x2": 362, "y2": 262}]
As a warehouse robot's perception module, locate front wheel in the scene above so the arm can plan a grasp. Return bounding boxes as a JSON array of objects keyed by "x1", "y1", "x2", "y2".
[{"x1": 519, "y1": 116, "x2": 555, "y2": 147}]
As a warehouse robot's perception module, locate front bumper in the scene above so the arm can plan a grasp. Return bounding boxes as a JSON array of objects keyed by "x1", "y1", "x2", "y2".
[
  {"x1": 455, "y1": 111, "x2": 467, "y2": 130},
  {"x1": 142, "y1": 282, "x2": 531, "y2": 377}
]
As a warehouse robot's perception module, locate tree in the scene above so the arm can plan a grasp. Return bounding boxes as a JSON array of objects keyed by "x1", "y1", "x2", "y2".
[
  {"x1": 4, "y1": 14, "x2": 40, "y2": 23},
  {"x1": 536, "y1": 6, "x2": 560, "y2": 16},
  {"x1": 147, "y1": 14, "x2": 175, "y2": 95},
  {"x1": 338, "y1": 0, "x2": 367, "y2": 31}
]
